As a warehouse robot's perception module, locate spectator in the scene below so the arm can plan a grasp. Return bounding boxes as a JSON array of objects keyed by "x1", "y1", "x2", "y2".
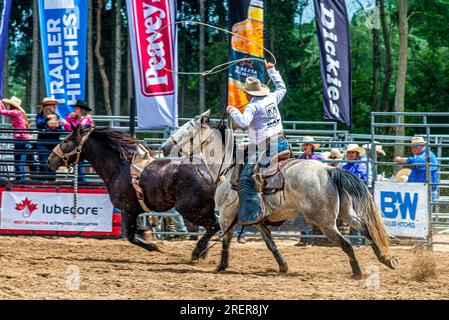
[
  {"x1": 35, "y1": 97, "x2": 65, "y2": 181},
  {"x1": 60, "y1": 100, "x2": 93, "y2": 131},
  {"x1": 362, "y1": 142, "x2": 386, "y2": 188},
  {"x1": 394, "y1": 136, "x2": 439, "y2": 201},
  {"x1": 340, "y1": 144, "x2": 367, "y2": 182},
  {"x1": 296, "y1": 136, "x2": 324, "y2": 160},
  {"x1": 0, "y1": 96, "x2": 32, "y2": 181},
  {"x1": 340, "y1": 144, "x2": 367, "y2": 245},
  {"x1": 59, "y1": 100, "x2": 93, "y2": 183},
  {"x1": 323, "y1": 148, "x2": 344, "y2": 167}
]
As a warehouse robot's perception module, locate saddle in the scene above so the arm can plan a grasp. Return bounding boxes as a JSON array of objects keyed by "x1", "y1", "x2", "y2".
[
  {"x1": 130, "y1": 144, "x2": 155, "y2": 212},
  {"x1": 231, "y1": 149, "x2": 298, "y2": 195}
]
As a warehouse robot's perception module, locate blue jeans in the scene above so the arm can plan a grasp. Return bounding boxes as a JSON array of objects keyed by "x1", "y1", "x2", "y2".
[{"x1": 13, "y1": 141, "x2": 30, "y2": 181}]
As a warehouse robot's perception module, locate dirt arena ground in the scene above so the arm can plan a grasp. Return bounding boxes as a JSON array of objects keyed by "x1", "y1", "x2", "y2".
[{"x1": 0, "y1": 235, "x2": 448, "y2": 300}]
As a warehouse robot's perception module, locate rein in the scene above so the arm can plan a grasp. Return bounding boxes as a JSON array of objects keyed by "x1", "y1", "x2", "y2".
[{"x1": 52, "y1": 128, "x2": 93, "y2": 170}]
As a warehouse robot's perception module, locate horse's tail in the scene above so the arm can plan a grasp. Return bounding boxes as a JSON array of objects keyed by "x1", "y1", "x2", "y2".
[{"x1": 327, "y1": 167, "x2": 395, "y2": 264}]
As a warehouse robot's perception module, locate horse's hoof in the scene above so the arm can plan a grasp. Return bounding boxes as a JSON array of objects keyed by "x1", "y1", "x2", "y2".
[
  {"x1": 351, "y1": 273, "x2": 364, "y2": 280},
  {"x1": 279, "y1": 263, "x2": 288, "y2": 273},
  {"x1": 215, "y1": 265, "x2": 227, "y2": 272},
  {"x1": 386, "y1": 256, "x2": 400, "y2": 269}
]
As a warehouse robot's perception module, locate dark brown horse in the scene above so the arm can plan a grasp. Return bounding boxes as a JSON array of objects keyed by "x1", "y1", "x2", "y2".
[{"x1": 47, "y1": 125, "x2": 219, "y2": 259}]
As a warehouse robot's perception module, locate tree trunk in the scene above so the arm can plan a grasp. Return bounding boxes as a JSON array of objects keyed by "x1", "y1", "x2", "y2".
[
  {"x1": 380, "y1": 0, "x2": 392, "y2": 112},
  {"x1": 127, "y1": 33, "x2": 133, "y2": 116},
  {"x1": 371, "y1": 0, "x2": 380, "y2": 111},
  {"x1": 30, "y1": 0, "x2": 39, "y2": 113},
  {"x1": 113, "y1": 0, "x2": 122, "y2": 115},
  {"x1": 87, "y1": 0, "x2": 95, "y2": 113},
  {"x1": 94, "y1": 0, "x2": 112, "y2": 115},
  {"x1": 199, "y1": 0, "x2": 205, "y2": 113},
  {"x1": 394, "y1": 0, "x2": 409, "y2": 159}
]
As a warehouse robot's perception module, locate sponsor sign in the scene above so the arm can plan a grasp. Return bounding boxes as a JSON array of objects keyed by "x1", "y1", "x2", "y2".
[
  {"x1": 1, "y1": 191, "x2": 113, "y2": 232},
  {"x1": 374, "y1": 181, "x2": 429, "y2": 238}
]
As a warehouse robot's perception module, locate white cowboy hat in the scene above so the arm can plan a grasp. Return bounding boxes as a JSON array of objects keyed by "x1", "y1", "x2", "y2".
[
  {"x1": 410, "y1": 136, "x2": 426, "y2": 145},
  {"x1": 301, "y1": 136, "x2": 320, "y2": 149},
  {"x1": 325, "y1": 148, "x2": 344, "y2": 160},
  {"x1": 362, "y1": 143, "x2": 386, "y2": 156},
  {"x1": 345, "y1": 144, "x2": 366, "y2": 157},
  {"x1": 395, "y1": 168, "x2": 411, "y2": 182},
  {"x1": 242, "y1": 77, "x2": 270, "y2": 96},
  {"x1": 2, "y1": 96, "x2": 26, "y2": 114}
]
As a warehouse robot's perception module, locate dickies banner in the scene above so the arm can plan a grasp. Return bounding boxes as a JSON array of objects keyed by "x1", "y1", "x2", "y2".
[
  {"x1": 313, "y1": 0, "x2": 352, "y2": 129},
  {"x1": 38, "y1": 0, "x2": 88, "y2": 119},
  {"x1": 0, "y1": 0, "x2": 12, "y2": 96},
  {"x1": 228, "y1": 0, "x2": 264, "y2": 111},
  {"x1": 126, "y1": 0, "x2": 178, "y2": 128}
]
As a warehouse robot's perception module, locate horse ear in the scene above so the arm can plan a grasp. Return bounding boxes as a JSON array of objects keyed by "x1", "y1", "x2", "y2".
[
  {"x1": 200, "y1": 109, "x2": 210, "y2": 117},
  {"x1": 70, "y1": 122, "x2": 77, "y2": 132}
]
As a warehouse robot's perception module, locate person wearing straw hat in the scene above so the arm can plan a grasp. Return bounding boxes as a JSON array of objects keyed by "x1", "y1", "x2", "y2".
[
  {"x1": 296, "y1": 136, "x2": 324, "y2": 160},
  {"x1": 35, "y1": 97, "x2": 65, "y2": 181},
  {"x1": 394, "y1": 136, "x2": 439, "y2": 200},
  {"x1": 0, "y1": 96, "x2": 32, "y2": 180},
  {"x1": 225, "y1": 59, "x2": 288, "y2": 225},
  {"x1": 323, "y1": 148, "x2": 344, "y2": 167},
  {"x1": 340, "y1": 144, "x2": 367, "y2": 182},
  {"x1": 362, "y1": 142, "x2": 387, "y2": 189}
]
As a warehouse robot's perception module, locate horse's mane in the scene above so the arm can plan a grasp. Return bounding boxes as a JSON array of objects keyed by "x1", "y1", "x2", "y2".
[{"x1": 90, "y1": 127, "x2": 139, "y2": 161}]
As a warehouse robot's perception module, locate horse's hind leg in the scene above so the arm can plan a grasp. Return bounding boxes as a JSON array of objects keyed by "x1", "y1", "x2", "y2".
[
  {"x1": 123, "y1": 213, "x2": 161, "y2": 252},
  {"x1": 256, "y1": 223, "x2": 288, "y2": 273},
  {"x1": 320, "y1": 226, "x2": 362, "y2": 279},
  {"x1": 191, "y1": 220, "x2": 220, "y2": 261}
]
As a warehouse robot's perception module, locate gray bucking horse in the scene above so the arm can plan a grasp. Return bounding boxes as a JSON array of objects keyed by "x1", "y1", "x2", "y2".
[{"x1": 161, "y1": 112, "x2": 399, "y2": 279}]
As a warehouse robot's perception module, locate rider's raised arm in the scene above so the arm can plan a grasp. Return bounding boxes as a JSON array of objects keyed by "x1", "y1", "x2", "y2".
[
  {"x1": 268, "y1": 67, "x2": 286, "y2": 105},
  {"x1": 229, "y1": 104, "x2": 256, "y2": 129}
]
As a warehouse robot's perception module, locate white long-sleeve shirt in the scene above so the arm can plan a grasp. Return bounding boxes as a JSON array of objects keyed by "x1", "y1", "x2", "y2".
[{"x1": 229, "y1": 67, "x2": 286, "y2": 144}]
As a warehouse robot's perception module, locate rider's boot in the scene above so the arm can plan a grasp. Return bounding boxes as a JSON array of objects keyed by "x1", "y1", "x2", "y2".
[{"x1": 237, "y1": 163, "x2": 265, "y2": 226}]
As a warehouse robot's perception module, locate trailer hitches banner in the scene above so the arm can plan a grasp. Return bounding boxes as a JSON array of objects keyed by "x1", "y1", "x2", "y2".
[
  {"x1": 314, "y1": 0, "x2": 352, "y2": 129},
  {"x1": 38, "y1": 0, "x2": 88, "y2": 119},
  {"x1": 127, "y1": 0, "x2": 178, "y2": 128},
  {"x1": 228, "y1": 0, "x2": 265, "y2": 112}
]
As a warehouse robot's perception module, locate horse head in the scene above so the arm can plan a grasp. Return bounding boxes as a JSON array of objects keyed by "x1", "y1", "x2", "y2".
[
  {"x1": 160, "y1": 110, "x2": 215, "y2": 157},
  {"x1": 48, "y1": 124, "x2": 92, "y2": 171}
]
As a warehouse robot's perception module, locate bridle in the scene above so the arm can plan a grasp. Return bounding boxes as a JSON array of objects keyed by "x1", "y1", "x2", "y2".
[{"x1": 52, "y1": 128, "x2": 93, "y2": 169}]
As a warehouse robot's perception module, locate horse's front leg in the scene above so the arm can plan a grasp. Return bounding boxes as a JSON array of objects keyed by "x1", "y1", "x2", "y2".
[
  {"x1": 123, "y1": 212, "x2": 161, "y2": 253},
  {"x1": 191, "y1": 216, "x2": 220, "y2": 261},
  {"x1": 256, "y1": 223, "x2": 288, "y2": 273}
]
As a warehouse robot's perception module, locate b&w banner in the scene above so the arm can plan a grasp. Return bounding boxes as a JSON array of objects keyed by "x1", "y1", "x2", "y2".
[
  {"x1": 38, "y1": 0, "x2": 88, "y2": 119},
  {"x1": 314, "y1": 0, "x2": 352, "y2": 129},
  {"x1": 126, "y1": 0, "x2": 178, "y2": 128}
]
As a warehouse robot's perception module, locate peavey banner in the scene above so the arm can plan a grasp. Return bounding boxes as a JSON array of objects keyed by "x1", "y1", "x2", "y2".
[
  {"x1": 126, "y1": 0, "x2": 178, "y2": 128},
  {"x1": 38, "y1": 0, "x2": 88, "y2": 119},
  {"x1": 228, "y1": 0, "x2": 264, "y2": 111},
  {"x1": 0, "y1": 0, "x2": 12, "y2": 95},
  {"x1": 1, "y1": 191, "x2": 114, "y2": 232},
  {"x1": 313, "y1": 0, "x2": 352, "y2": 129}
]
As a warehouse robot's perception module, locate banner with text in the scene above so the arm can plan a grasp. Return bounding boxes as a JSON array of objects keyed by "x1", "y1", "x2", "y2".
[
  {"x1": 228, "y1": 0, "x2": 264, "y2": 111},
  {"x1": 38, "y1": 0, "x2": 87, "y2": 119},
  {"x1": 313, "y1": 0, "x2": 352, "y2": 129},
  {"x1": 127, "y1": 0, "x2": 178, "y2": 128},
  {"x1": 0, "y1": 0, "x2": 12, "y2": 95},
  {"x1": 1, "y1": 191, "x2": 114, "y2": 232},
  {"x1": 374, "y1": 181, "x2": 429, "y2": 238}
]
